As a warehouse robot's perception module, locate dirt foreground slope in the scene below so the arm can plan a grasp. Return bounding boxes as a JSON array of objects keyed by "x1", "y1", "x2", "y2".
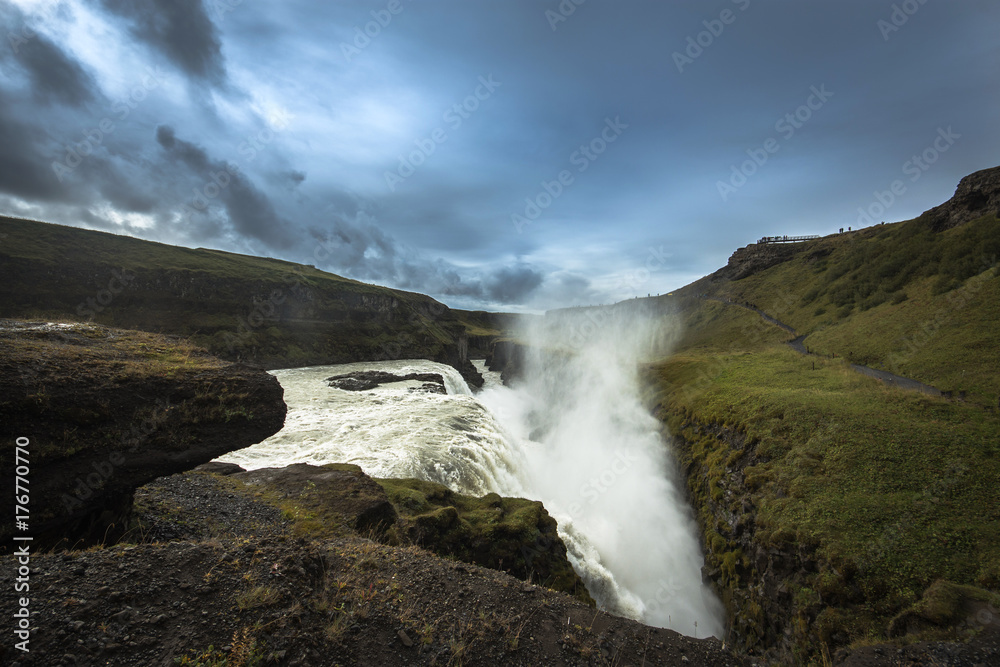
[{"x1": 1, "y1": 470, "x2": 746, "y2": 667}]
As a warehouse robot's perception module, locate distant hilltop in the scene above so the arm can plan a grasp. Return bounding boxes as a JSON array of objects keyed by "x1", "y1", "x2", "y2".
[
  {"x1": 922, "y1": 163, "x2": 1000, "y2": 230},
  {"x1": 729, "y1": 165, "x2": 1000, "y2": 281}
]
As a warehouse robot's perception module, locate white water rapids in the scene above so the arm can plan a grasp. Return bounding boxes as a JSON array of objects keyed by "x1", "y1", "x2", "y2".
[{"x1": 218, "y1": 312, "x2": 724, "y2": 639}]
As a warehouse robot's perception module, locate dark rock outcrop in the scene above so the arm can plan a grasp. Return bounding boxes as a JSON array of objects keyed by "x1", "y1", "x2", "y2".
[
  {"x1": 192, "y1": 461, "x2": 246, "y2": 476},
  {"x1": 225, "y1": 462, "x2": 593, "y2": 603},
  {"x1": 725, "y1": 241, "x2": 813, "y2": 280},
  {"x1": 921, "y1": 165, "x2": 1000, "y2": 231},
  {"x1": 326, "y1": 370, "x2": 447, "y2": 394},
  {"x1": 0, "y1": 321, "x2": 286, "y2": 550},
  {"x1": 438, "y1": 336, "x2": 485, "y2": 389},
  {"x1": 485, "y1": 339, "x2": 530, "y2": 385}
]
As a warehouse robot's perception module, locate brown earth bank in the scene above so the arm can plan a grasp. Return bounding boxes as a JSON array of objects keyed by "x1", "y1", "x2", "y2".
[{"x1": 0, "y1": 470, "x2": 746, "y2": 667}]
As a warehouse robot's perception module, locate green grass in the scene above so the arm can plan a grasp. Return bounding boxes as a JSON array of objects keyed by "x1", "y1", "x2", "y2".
[
  {"x1": 676, "y1": 212, "x2": 1000, "y2": 407},
  {"x1": 639, "y1": 207, "x2": 1000, "y2": 660},
  {"x1": 375, "y1": 477, "x2": 594, "y2": 604},
  {"x1": 673, "y1": 297, "x2": 790, "y2": 353},
  {"x1": 648, "y1": 296, "x2": 1000, "y2": 658}
]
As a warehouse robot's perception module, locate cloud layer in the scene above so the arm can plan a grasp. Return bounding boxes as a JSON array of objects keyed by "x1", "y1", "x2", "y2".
[{"x1": 1, "y1": 0, "x2": 998, "y2": 311}]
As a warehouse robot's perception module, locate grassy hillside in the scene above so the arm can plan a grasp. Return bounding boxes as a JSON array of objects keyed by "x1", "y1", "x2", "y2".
[
  {"x1": 650, "y1": 340, "x2": 1000, "y2": 653},
  {"x1": 645, "y1": 180, "x2": 1000, "y2": 662},
  {"x1": 676, "y1": 210, "x2": 1000, "y2": 407},
  {"x1": 0, "y1": 216, "x2": 506, "y2": 372}
]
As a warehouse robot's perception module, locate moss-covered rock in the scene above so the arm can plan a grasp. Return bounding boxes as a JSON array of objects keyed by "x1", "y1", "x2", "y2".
[
  {"x1": 233, "y1": 463, "x2": 398, "y2": 538},
  {"x1": 888, "y1": 580, "x2": 1000, "y2": 638},
  {"x1": 375, "y1": 477, "x2": 595, "y2": 605},
  {"x1": 221, "y1": 463, "x2": 592, "y2": 604}
]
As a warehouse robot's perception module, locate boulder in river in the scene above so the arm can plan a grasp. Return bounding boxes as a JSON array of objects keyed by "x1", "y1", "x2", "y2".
[{"x1": 326, "y1": 370, "x2": 447, "y2": 394}]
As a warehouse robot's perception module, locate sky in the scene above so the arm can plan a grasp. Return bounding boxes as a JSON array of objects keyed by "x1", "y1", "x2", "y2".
[{"x1": 1, "y1": 1, "x2": 998, "y2": 312}]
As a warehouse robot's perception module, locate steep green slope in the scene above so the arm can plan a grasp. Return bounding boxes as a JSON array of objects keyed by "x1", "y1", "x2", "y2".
[
  {"x1": 645, "y1": 167, "x2": 1000, "y2": 663},
  {"x1": 0, "y1": 216, "x2": 505, "y2": 378},
  {"x1": 649, "y1": 340, "x2": 1000, "y2": 661}
]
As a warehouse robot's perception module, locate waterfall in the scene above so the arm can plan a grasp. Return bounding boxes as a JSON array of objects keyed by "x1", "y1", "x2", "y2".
[
  {"x1": 217, "y1": 319, "x2": 724, "y2": 637},
  {"x1": 475, "y1": 305, "x2": 725, "y2": 637}
]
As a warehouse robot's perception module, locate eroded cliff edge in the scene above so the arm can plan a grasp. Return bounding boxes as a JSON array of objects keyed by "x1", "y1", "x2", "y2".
[{"x1": 0, "y1": 320, "x2": 286, "y2": 549}]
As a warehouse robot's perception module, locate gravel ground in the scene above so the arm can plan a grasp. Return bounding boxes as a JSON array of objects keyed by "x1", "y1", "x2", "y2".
[
  {"x1": 4, "y1": 471, "x2": 995, "y2": 666},
  {"x1": 1, "y1": 471, "x2": 747, "y2": 667}
]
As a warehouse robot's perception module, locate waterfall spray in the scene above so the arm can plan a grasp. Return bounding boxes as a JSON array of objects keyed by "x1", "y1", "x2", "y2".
[{"x1": 478, "y1": 301, "x2": 725, "y2": 637}]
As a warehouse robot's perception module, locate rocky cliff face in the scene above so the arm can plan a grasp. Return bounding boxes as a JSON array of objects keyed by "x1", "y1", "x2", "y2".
[
  {"x1": 921, "y1": 165, "x2": 1000, "y2": 231},
  {"x1": 725, "y1": 242, "x2": 814, "y2": 281},
  {"x1": 485, "y1": 339, "x2": 530, "y2": 384},
  {"x1": 665, "y1": 415, "x2": 825, "y2": 662},
  {"x1": 0, "y1": 321, "x2": 286, "y2": 549}
]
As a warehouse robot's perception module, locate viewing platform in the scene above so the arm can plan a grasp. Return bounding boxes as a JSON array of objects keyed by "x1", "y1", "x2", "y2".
[{"x1": 756, "y1": 235, "x2": 821, "y2": 244}]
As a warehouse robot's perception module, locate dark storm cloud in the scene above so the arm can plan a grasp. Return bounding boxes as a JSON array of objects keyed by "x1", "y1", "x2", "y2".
[
  {"x1": 149, "y1": 122, "x2": 537, "y2": 305},
  {"x1": 100, "y1": 0, "x2": 226, "y2": 86},
  {"x1": 0, "y1": 5, "x2": 163, "y2": 214},
  {"x1": 484, "y1": 265, "x2": 544, "y2": 303},
  {"x1": 304, "y1": 221, "x2": 544, "y2": 306},
  {"x1": 307, "y1": 219, "x2": 397, "y2": 279},
  {"x1": 156, "y1": 125, "x2": 294, "y2": 249},
  {"x1": 1, "y1": 1, "x2": 998, "y2": 311},
  {"x1": 4, "y1": 30, "x2": 97, "y2": 107},
  {"x1": 0, "y1": 95, "x2": 175, "y2": 230},
  {"x1": 0, "y1": 100, "x2": 61, "y2": 200},
  {"x1": 155, "y1": 125, "x2": 211, "y2": 171}
]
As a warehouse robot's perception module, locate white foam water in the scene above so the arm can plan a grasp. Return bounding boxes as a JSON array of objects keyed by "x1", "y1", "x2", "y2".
[
  {"x1": 475, "y1": 305, "x2": 725, "y2": 638},
  {"x1": 218, "y1": 360, "x2": 524, "y2": 495}
]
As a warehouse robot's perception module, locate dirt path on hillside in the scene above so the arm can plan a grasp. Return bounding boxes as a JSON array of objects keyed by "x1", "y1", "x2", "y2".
[
  {"x1": 703, "y1": 297, "x2": 945, "y2": 398},
  {"x1": 705, "y1": 297, "x2": 797, "y2": 334}
]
